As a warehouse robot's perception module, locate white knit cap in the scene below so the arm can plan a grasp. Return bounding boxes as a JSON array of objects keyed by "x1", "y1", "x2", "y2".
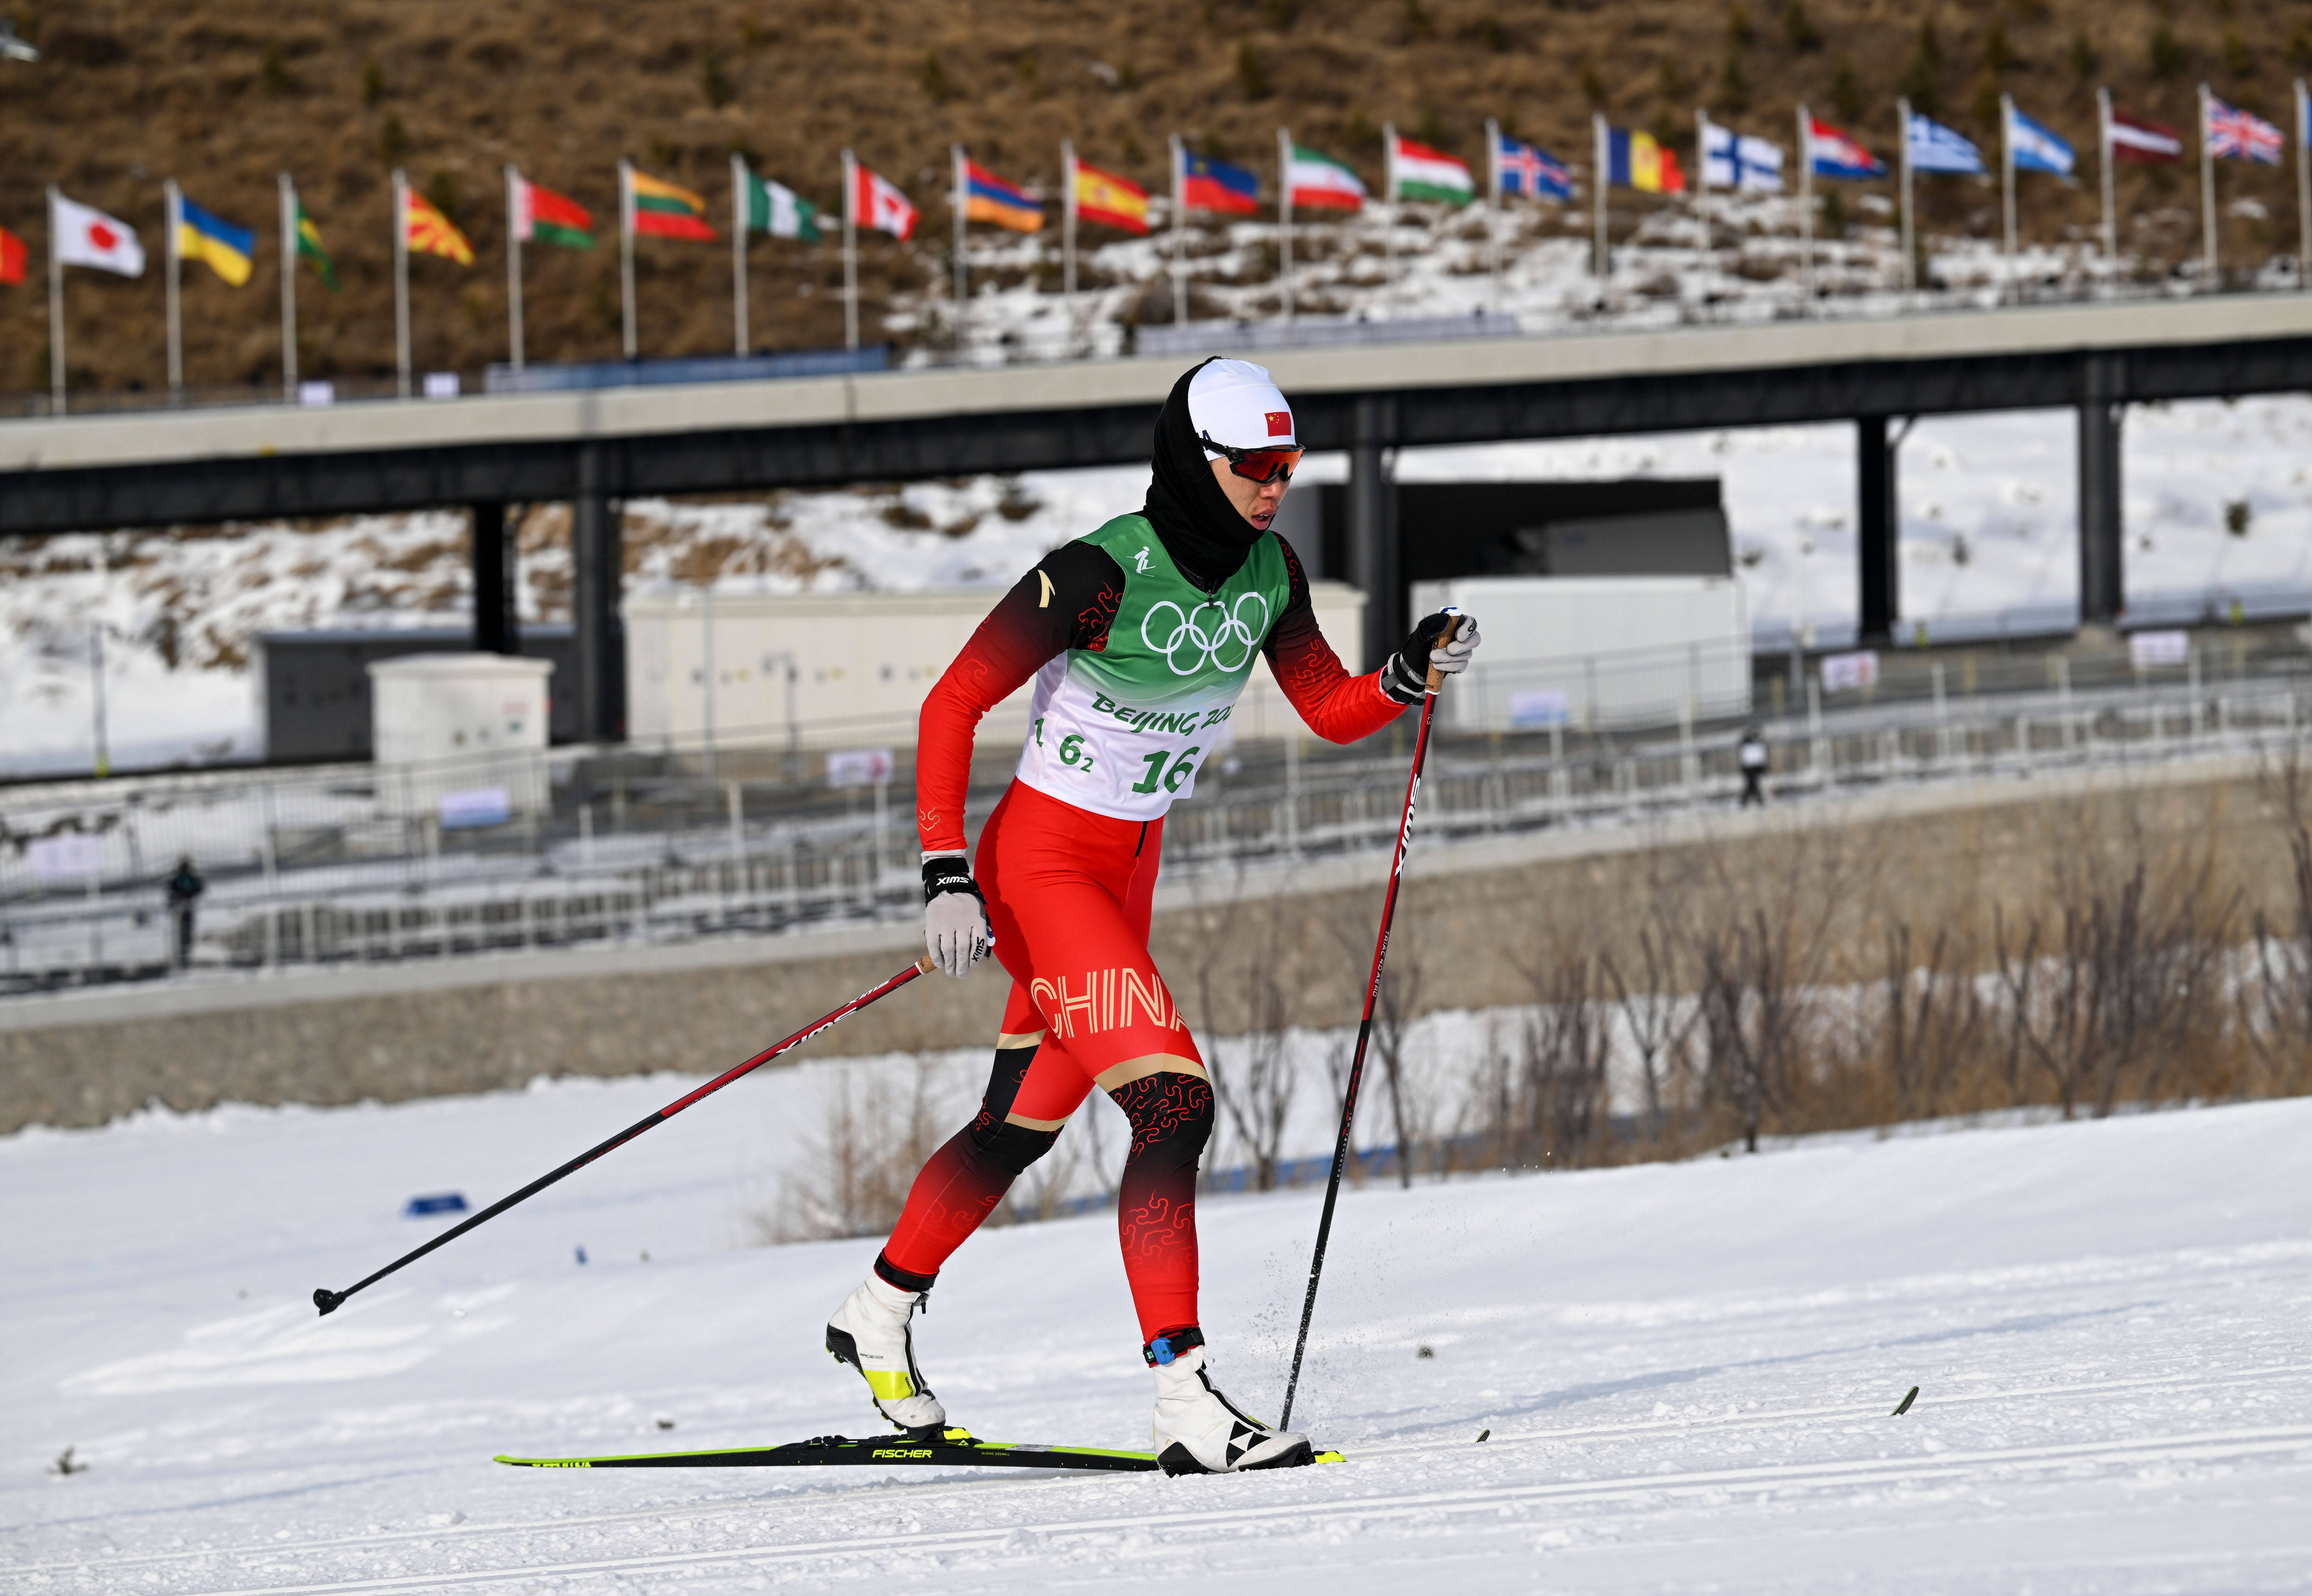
[{"x1": 1186, "y1": 358, "x2": 1296, "y2": 450}]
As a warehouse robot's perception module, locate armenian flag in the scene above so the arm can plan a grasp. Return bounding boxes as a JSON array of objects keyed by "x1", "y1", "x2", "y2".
[
  {"x1": 961, "y1": 159, "x2": 1042, "y2": 233},
  {"x1": 1285, "y1": 145, "x2": 1366, "y2": 210},
  {"x1": 177, "y1": 195, "x2": 255, "y2": 286},
  {"x1": 1072, "y1": 159, "x2": 1150, "y2": 233},
  {"x1": 1606, "y1": 126, "x2": 1686, "y2": 193},
  {"x1": 295, "y1": 201, "x2": 338, "y2": 290},
  {"x1": 630, "y1": 168, "x2": 715, "y2": 240},
  {"x1": 404, "y1": 188, "x2": 474, "y2": 264},
  {"x1": 1180, "y1": 148, "x2": 1259, "y2": 215},
  {"x1": 0, "y1": 225, "x2": 25, "y2": 286},
  {"x1": 513, "y1": 175, "x2": 595, "y2": 249}
]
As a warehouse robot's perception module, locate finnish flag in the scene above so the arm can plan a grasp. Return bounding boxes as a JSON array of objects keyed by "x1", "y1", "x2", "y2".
[
  {"x1": 1906, "y1": 111, "x2": 1986, "y2": 176},
  {"x1": 1703, "y1": 123, "x2": 1785, "y2": 193},
  {"x1": 2005, "y1": 104, "x2": 2076, "y2": 178}
]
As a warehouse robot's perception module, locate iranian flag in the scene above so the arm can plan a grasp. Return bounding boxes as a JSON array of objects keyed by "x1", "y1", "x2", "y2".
[
  {"x1": 513, "y1": 174, "x2": 594, "y2": 249},
  {"x1": 1389, "y1": 134, "x2": 1474, "y2": 206},
  {"x1": 1286, "y1": 145, "x2": 1366, "y2": 211},
  {"x1": 852, "y1": 161, "x2": 916, "y2": 239}
]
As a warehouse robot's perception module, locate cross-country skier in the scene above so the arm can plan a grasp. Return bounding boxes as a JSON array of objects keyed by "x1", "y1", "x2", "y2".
[{"x1": 824, "y1": 358, "x2": 1482, "y2": 1475}]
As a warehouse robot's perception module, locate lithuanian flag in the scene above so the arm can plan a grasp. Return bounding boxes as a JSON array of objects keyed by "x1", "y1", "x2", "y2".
[
  {"x1": 405, "y1": 189, "x2": 474, "y2": 264},
  {"x1": 628, "y1": 167, "x2": 715, "y2": 241}
]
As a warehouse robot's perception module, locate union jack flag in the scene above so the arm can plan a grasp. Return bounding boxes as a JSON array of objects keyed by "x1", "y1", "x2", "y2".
[{"x1": 2206, "y1": 95, "x2": 2283, "y2": 165}]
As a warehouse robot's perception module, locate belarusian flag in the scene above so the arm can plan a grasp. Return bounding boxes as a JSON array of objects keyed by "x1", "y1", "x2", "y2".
[
  {"x1": 741, "y1": 166, "x2": 821, "y2": 241},
  {"x1": 513, "y1": 174, "x2": 595, "y2": 249},
  {"x1": 630, "y1": 168, "x2": 715, "y2": 240},
  {"x1": 1286, "y1": 145, "x2": 1365, "y2": 211},
  {"x1": 1389, "y1": 134, "x2": 1475, "y2": 206}
]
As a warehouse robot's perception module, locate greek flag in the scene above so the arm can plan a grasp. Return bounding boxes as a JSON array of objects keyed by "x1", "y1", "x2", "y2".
[
  {"x1": 1702, "y1": 122, "x2": 1785, "y2": 193},
  {"x1": 2005, "y1": 104, "x2": 2075, "y2": 178},
  {"x1": 1907, "y1": 111, "x2": 1985, "y2": 176}
]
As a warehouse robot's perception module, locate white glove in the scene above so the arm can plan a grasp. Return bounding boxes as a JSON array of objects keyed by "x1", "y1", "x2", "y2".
[
  {"x1": 1382, "y1": 610, "x2": 1482, "y2": 702},
  {"x1": 1429, "y1": 611, "x2": 1481, "y2": 681},
  {"x1": 922, "y1": 853, "x2": 991, "y2": 979}
]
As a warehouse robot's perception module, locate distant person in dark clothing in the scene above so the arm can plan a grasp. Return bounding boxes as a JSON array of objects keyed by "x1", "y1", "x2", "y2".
[
  {"x1": 1738, "y1": 727, "x2": 1770, "y2": 808},
  {"x1": 166, "y1": 856, "x2": 204, "y2": 969}
]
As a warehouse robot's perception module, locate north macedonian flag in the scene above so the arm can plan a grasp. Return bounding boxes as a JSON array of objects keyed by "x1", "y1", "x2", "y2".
[
  {"x1": 404, "y1": 189, "x2": 474, "y2": 264},
  {"x1": 630, "y1": 168, "x2": 716, "y2": 241},
  {"x1": 1072, "y1": 158, "x2": 1150, "y2": 234}
]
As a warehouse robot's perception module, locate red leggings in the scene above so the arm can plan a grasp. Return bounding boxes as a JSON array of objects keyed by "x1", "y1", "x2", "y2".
[{"x1": 878, "y1": 780, "x2": 1210, "y2": 1345}]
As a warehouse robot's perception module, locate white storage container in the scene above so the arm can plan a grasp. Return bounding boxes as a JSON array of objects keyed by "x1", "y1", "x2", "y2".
[{"x1": 368, "y1": 653, "x2": 554, "y2": 819}]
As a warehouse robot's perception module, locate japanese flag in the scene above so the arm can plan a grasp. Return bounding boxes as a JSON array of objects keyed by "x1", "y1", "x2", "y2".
[
  {"x1": 52, "y1": 193, "x2": 145, "y2": 276},
  {"x1": 852, "y1": 163, "x2": 917, "y2": 240}
]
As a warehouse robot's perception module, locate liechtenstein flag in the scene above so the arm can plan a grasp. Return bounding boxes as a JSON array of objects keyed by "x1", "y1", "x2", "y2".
[{"x1": 1181, "y1": 148, "x2": 1260, "y2": 216}]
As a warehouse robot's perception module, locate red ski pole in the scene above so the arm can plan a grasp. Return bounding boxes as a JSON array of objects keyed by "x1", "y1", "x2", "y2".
[
  {"x1": 1279, "y1": 618, "x2": 1463, "y2": 1429},
  {"x1": 314, "y1": 953, "x2": 936, "y2": 1316}
]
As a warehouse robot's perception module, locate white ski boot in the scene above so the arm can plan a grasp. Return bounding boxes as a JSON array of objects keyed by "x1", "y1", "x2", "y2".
[
  {"x1": 1149, "y1": 1340, "x2": 1314, "y2": 1475},
  {"x1": 825, "y1": 1275, "x2": 945, "y2": 1435}
]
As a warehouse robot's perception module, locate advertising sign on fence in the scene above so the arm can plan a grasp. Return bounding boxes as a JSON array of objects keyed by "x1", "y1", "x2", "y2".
[
  {"x1": 2128, "y1": 630, "x2": 2190, "y2": 670},
  {"x1": 1508, "y1": 689, "x2": 1572, "y2": 729},
  {"x1": 438, "y1": 786, "x2": 513, "y2": 829},
  {"x1": 1820, "y1": 650, "x2": 1881, "y2": 694},
  {"x1": 826, "y1": 748, "x2": 895, "y2": 789},
  {"x1": 25, "y1": 833, "x2": 103, "y2": 879}
]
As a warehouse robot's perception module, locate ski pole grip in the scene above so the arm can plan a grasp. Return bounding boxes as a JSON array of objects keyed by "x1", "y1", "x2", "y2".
[{"x1": 1425, "y1": 613, "x2": 1466, "y2": 694}]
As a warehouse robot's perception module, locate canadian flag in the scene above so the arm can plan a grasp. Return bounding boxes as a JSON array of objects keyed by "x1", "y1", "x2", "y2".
[
  {"x1": 52, "y1": 192, "x2": 146, "y2": 276},
  {"x1": 851, "y1": 162, "x2": 916, "y2": 240}
]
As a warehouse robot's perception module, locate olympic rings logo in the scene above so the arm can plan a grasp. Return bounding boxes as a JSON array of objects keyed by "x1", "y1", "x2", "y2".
[{"x1": 1142, "y1": 592, "x2": 1270, "y2": 675}]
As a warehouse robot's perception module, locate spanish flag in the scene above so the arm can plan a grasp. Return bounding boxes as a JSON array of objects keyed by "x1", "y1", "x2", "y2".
[
  {"x1": 405, "y1": 188, "x2": 474, "y2": 264},
  {"x1": 178, "y1": 195, "x2": 256, "y2": 286},
  {"x1": 1071, "y1": 158, "x2": 1150, "y2": 235}
]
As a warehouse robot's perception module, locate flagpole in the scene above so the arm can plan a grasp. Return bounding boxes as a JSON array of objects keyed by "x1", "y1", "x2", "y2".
[
  {"x1": 506, "y1": 165, "x2": 525, "y2": 373},
  {"x1": 950, "y1": 145, "x2": 966, "y2": 351},
  {"x1": 1062, "y1": 139, "x2": 1078, "y2": 354},
  {"x1": 731, "y1": 153, "x2": 749, "y2": 357},
  {"x1": 279, "y1": 173, "x2": 297, "y2": 400},
  {"x1": 1383, "y1": 122, "x2": 1398, "y2": 302},
  {"x1": 1169, "y1": 132, "x2": 1187, "y2": 327},
  {"x1": 2198, "y1": 83, "x2": 2217, "y2": 291},
  {"x1": 1796, "y1": 104, "x2": 1814, "y2": 310},
  {"x1": 2097, "y1": 87, "x2": 2116, "y2": 274},
  {"x1": 164, "y1": 178, "x2": 183, "y2": 401},
  {"x1": 1277, "y1": 126, "x2": 1294, "y2": 322},
  {"x1": 2296, "y1": 78, "x2": 2309, "y2": 287},
  {"x1": 2000, "y1": 92, "x2": 2017, "y2": 305},
  {"x1": 1693, "y1": 107, "x2": 1709, "y2": 233},
  {"x1": 47, "y1": 184, "x2": 65, "y2": 415},
  {"x1": 619, "y1": 158, "x2": 638, "y2": 359},
  {"x1": 393, "y1": 167, "x2": 411, "y2": 398},
  {"x1": 1592, "y1": 114, "x2": 1608, "y2": 279},
  {"x1": 1897, "y1": 97, "x2": 1914, "y2": 297},
  {"x1": 842, "y1": 147, "x2": 859, "y2": 352},
  {"x1": 1485, "y1": 116, "x2": 1502, "y2": 314}
]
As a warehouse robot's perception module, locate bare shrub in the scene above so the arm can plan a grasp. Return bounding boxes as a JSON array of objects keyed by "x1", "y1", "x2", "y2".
[
  {"x1": 1877, "y1": 922, "x2": 1987, "y2": 1122},
  {"x1": 1209, "y1": 952, "x2": 1298, "y2": 1192},
  {"x1": 751, "y1": 1056, "x2": 955, "y2": 1244},
  {"x1": 1505, "y1": 946, "x2": 1615, "y2": 1169},
  {"x1": 2242, "y1": 749, "x2": 2312, "y2": 1093}
]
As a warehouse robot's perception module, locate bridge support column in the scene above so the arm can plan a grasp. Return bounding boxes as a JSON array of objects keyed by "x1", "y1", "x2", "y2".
[
  {"x1": 572, "y1": 449, "x2": 625, "y2": 742},
  {"x1": 1857, "y1": 415, "x2": 1898, "y2": 646},
  {"x1": 470, "y1": 502, "x2": 517, "y2": 656},
  {"x1": 1347, "y1": 393, "x2": 1399, "y2": 671},
  {"x1": 2078, "y1": 356, "x2": 2125, "y2": 629}
]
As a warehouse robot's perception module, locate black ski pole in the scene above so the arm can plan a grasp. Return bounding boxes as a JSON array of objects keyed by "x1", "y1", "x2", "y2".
[
  {"x1": 314, "y1": 953, "x2": 935, "y2": 1316},
  {"x1": 1279, "y1": 618, "x2": 1460, "y2": 1430}
]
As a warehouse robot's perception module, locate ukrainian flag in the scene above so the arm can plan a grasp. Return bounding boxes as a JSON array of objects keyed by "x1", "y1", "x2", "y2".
[{"x1": 178, "y1": 196, "x2": 255, "y2": 286}]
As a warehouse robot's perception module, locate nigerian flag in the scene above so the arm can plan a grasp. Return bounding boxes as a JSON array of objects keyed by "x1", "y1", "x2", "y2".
[{"x1": 742, "y1": 166, "x2": 821, "y2": 242}]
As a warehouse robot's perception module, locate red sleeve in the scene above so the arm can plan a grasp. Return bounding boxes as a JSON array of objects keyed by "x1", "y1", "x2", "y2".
[
  {"x1": 1262, "y1": 537, "x2": 1408, "y2": 744},
  {"x1": 916, "y1": 542, "x2": 1125, "y2": 853}
]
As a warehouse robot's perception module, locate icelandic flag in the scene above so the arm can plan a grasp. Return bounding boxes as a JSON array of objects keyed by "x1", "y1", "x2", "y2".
[
  {"x1": 1907, "y1": 111, "x2": 1986, "y2": 175},
  {"x1": 1180, "y1": 148, "x2": 1260, "y2": 215},
  {"x1": 1806, "y1": 116, "x2": 1885, "y2": 180},
  {"x1": 1702, "y1": 122, "x2": 1784, "y2": 193},
  {"x1": 2005, "y1": 103, "x2": 2075, "y2": 177},
  {"x1": 2206, "y1": 95, "x2": 2284, "y2": 166},
  {"x1": 1496, "y1": 133, "x2": 1572, "y2": 200}
]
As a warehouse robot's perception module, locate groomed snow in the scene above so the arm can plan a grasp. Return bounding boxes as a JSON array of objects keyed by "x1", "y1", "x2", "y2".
[{"x1": 6, "y1": 1057, "x2": 2308, "y2": 1593}]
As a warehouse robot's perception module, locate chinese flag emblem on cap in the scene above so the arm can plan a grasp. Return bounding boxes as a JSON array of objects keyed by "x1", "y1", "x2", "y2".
[{"x1": 1265, "y1": 411, "x2": 1291, "y2": 437}]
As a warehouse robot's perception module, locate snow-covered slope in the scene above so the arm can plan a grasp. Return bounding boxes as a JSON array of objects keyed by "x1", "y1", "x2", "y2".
[{"x1": 6, "y1": 1067, "x2": 2307, "y2": 1593}]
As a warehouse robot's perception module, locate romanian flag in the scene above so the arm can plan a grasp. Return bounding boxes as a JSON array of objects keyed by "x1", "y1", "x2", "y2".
[
  {"x1": 178, "y1": 195, "x2": 256, "y2": 286},
  {"x1": 513, "y1": 174, "x2": 595, "y2": 249},
  {"x1": 405, "y1": 189, "x2": 474, "y2": 264},
  {"x1": 0, "y1": 226, "x2": 25, "y2": 286},
  {"x1": 1180, "y1": 148, "x2": 1259, "y2": 215},
  {"x1": 1072, "y1": 158, "x2": 1150, "y2": 234},
  {"x1": 1606, "y1": 126, "x2": 1686, "y2": 194},
  {"x1": 630, "y1": 168, "x2": 715, "y2": 241},
  {"x1": 961, "y1": 159, "x2": 1043, "y2": 233}
]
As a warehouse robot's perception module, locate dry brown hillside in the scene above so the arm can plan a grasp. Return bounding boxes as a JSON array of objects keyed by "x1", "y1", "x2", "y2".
[{"x1": 4, "y1": 0, "x2": 2309, "y2": 399}]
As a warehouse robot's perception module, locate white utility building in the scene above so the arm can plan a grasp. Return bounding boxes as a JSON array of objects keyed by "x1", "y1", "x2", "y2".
[{"x1": 367, "y1": 653, "x2": 554, "y2": 820}]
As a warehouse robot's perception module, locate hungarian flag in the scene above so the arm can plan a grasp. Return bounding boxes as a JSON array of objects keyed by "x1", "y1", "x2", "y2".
[
  {"x1": 514, "y1": 174, "x2": 594, "y2": 249},
  {"x1": 1389, "y1": 134, "x2": 1475, "y2": 205},
  {"x1": 2107, "y1": 108, "x2": 2183, "y2": 164},
  {"x1": 53, "y1": 193, "x2": 145, "y2": 276},
  {"x1": 630, "y1": 169, "x2": 715, "y2": 240},
  {"x1": 1073, "y1": 159, "x2": 1151, "y2": 233},
  {"x1": 0, "y1": 225, "x2": 25, "y2": 285},
  {"x1": 405, "y1": 189, "x2": 474, "y2": 264},
  {"x1": 1285, "y1": 145, "x2": 1365, "y2": 211},
  {"x1": 853, "y1": 161, "x2": 916, "y2": 239},
  {"x1": 1180, "y1": 148, "x2": 1259, "y2": 216}
]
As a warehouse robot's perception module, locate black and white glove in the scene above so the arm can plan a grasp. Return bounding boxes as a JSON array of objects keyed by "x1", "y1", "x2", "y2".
[
  {"x1": 922, "y1": 853, "x2": 992, "y2": 979},
  {"x1": 1381, "y1": 610, "x2": 1482, "y2": 704}
]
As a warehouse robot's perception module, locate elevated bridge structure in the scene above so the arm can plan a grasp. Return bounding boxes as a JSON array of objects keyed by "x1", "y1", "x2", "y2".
[{"x1": 4, "y1": 296, "x2": 2308, "y2": 740}]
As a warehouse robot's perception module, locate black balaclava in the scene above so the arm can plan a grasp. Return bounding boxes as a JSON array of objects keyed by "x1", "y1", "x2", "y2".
[{"x1": 1141, "y1": 357, "x2": 1267, "y2": 593}]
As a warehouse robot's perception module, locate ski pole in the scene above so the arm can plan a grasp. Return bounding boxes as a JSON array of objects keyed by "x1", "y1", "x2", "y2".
[
  {"x1": 1279, "y1": 616, "x2": 1462, "y2": 1430},
  {"x1": 314, "y1": 952, "x2": 936, "y2": 1316}
]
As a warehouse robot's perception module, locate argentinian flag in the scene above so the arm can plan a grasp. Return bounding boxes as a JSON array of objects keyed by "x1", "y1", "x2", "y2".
[
  {"x1": 2005, "y1": 104, "x2": 2076, "y2": 178},
  {"x1": 1906, "y1": 112, "x2": 1986, "y2": 176}
]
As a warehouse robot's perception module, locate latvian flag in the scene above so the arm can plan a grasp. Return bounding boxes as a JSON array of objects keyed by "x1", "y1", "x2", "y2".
[
  {"x1": 853, "y1": 161, "x2": 917, "y2": 239},
  {"x1": 1285, "y1": 145, "x2": 1365, "y2": 211},
  {"x1": 630, "y1": 169, "x2": 715, "y2": 241},
  {"x1": 2206, "y1": 95, "x2": 2283, "y2": 166},
  {"x1": 1496, "y1": 133, "x2": 1573, "y2": 200},
  {"x1": 1180, "y1": 148, "x2": 1260, "y2": 216},
  {"x1": 513, "y1": 174, "x2": 594, "y2": 249},
  {"x1": 1389, "y1": 133, "x2": 1475, "y2": 206},
  {"x1": 2106, "y1": 107, "x2": 2183, "y2": 164}
]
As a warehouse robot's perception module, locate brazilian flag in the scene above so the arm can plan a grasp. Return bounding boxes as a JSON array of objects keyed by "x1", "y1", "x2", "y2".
[{"x1": 296, "y1": 202, "x2": 338, "y2": 291}]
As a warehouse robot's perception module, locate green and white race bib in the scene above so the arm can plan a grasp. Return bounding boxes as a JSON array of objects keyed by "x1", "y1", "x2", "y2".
[{"x1": 1015, "y1": 516, "x2": 1290, "y2": 822}]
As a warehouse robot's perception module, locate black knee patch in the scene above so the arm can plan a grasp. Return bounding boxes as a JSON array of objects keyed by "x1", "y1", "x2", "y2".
[
  {"x1": 1111, "y1": 1072, "x2": 1214, "y2": 1164},
  {"x1": 968, "y1": 1117, "x2": 1061, "y2": 1176}
]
